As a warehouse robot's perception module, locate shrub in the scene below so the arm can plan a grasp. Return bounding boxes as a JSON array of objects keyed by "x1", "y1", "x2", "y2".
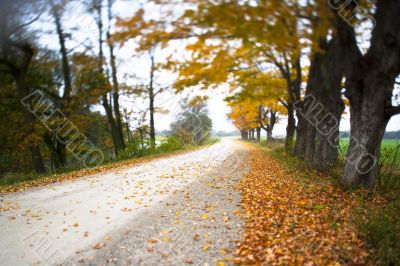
[
  {"x1": 157, "y1": 136, "x2": 184, "y2": 152},
  {"x1": 355, "y1": 200, "x2": 400, "y2": 265}
]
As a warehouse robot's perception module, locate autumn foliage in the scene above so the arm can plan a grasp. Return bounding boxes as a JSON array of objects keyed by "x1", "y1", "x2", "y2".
[{"x1": 234, "y1": 145, "x2": 370, "y2": 265}]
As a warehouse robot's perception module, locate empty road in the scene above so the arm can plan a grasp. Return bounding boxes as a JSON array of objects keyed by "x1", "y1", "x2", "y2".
[{"x1": 0, "y1": 138, "x2": 250, "y2": 266}]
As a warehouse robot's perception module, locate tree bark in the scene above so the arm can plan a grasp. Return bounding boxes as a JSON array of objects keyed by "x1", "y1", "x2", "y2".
[
  {"x1": 256, "y1": 127, "x2": 261, "y2": 142},
  {"x1": 285, "y1": 103, "x2": 296, "y2": 151},
  {"x1": 102, "y1": 93, "x2": 121, "y2": 157},
  {"x1": 294, "y1": 115, "x2": 307, "y2": 158},
  {"x1": 335, "y1": 0, "x2": 400, "y2": 188},
  {"x1": 94, "y1": 0, "x2": 123, "y2": 157},
  {"x1": 52, "y1": 5, "x2": 72, "y2": 101},
  {"x1": 294, "y1": 34, "x2": 345, "y2": 171},
  {"x1": 52, "y1": 4, "x2": 71, "y2": 168},
  {"x1": 106, "y1": 0, "x2": 125, "y2": 150},
  {"x1": 149, "y1": 53, "x2": 156, "y2": 145},
  {"x1": 311, "y1": 37, "x2": 344, "y2": 170},
  {"x1": 241, "y1": 130, "x2": 247, "y2": 140},
  {"x1": 12, "y1": 45, "x2": 46, "y2": 173}
]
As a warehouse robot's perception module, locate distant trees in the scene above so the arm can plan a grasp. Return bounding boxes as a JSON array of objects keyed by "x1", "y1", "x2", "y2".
[{"x1": 171, "y1": 98, "x2": 212, "y2": 145}]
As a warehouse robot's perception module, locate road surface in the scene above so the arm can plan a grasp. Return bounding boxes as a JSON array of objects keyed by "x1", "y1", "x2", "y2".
[{"x1": 0, "y1": 138, "x2": 249, "y2": 266}]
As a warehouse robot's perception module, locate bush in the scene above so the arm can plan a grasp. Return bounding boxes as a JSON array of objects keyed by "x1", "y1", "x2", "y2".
[
  {"x1": 355, "y1": 200, "x2": 400, "y2": 265},
  {"x1": 157, "y1": 136, "x2": 184, "y2": 152}
]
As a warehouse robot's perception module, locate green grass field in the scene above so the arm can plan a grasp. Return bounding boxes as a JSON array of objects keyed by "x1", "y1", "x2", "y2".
[{"x1": 339, "y1": 138, "x2": 400, "y2": 166}]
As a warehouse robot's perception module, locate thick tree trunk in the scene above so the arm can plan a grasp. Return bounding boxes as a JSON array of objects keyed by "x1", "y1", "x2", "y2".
[
  {"x1": 294, "y1": 115, "x2": 307, "y2": 158},
  {"x1": 335, "y1": 0, "x2": 400, "y2": 189},
  {"x1": 256, "y1": 127, "x2": 261, "y2": 142},
  {"x1": 295, "y1": 36, "x2": 344, "y2": 171},
  {"x1": 13, "y1": 47, "x2": 46, "y2": 173},
  {"x1": 267, "y1": 111, "x2": 276, "y2": 141},
  {"x1": 342, "y1": 96, "x2": 389, "y2": 189},
  {"x1": 312, "y1": 98, "x2": 343, "y2": 170},
  {"x1": 241, "y1": 130, "x2": 247, "y2": 140},
  {"x1": 285, "y1": 103, "x2": 296, "y2": 151},
  {"x1": 293, "y1": 43, "x2": 323, "y2": 159},
  {"x1": 28, "y1": 145, "x2": 46, "y2": 174},
  {"x1": 266, "y1": 128, "x2": 273, "y2": 141},
  {"x1": 311, "y1": 38, "x2": 344, "y2": 170},
  {"x1": 44, "y1": 132, "x2": 66, "y2": 170},
  {"x1": 304, "y1": 125, "x2": 316, "y2": 163}
]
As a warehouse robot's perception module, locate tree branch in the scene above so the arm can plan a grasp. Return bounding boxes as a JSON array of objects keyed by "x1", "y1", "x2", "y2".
[{"x1": 386, "y1": 105, "x2": 400, "y2": 117}]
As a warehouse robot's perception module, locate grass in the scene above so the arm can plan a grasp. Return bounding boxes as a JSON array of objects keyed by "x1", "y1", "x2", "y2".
[
  {"x1": 353, "y1": 199, "x2": 400, "y2": 265},
  {"x1": 339, "y1": 138, "x2": 400, "y2": 166}
]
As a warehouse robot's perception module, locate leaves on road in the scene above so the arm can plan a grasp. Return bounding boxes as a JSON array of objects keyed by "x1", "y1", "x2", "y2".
[
  {"x1": 234, "y1": 146, "x2": 369, "y2": 265},
  {"x1": 0, "y1": 148, "x2": 199, "y2": 196}
]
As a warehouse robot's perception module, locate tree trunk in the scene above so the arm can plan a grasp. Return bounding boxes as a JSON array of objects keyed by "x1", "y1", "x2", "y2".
[
  {"x1": 285, "y1": 103, "x2": 296, "y2": 151},
  {"x1": 241, "y1": 130, "x2": 247, "y2": 140},
  {"x1": 13, "y1": 46, "x2": 46, "y2": 173},
  {"x1": 126, "y1": 122, "x2": 133, "y2": 144},
  {"x1": 95, "y1": 1, "x2": 123, "y2": 158},
  {"x1": 107, "y1": 0, "x2": 125, "y2": 150},
  {"x1": 149, "y1": 54, "x2": 156, "y2": 145},
  {"x1": 102, "y1": 94, "x2": 121, "y2": 158},
  {"x1": 342, "y1": 93, "x2": 389, "y2": 188},
  {"x1": 311, "y1": 37, "x2": 344, "y2": 170},
  {"x1": 28, "y1": 144, "x2": 46, "y2": 174},
  {"x1": 52, "y1": 6, "x2": 71, "y2": 168},
  {"x1": 267, "y1": 111, "x2": 276, "y2": 141},
  {"x1": 334, "y1": 0, "x2": 400, "y2": 189},
  {"x1": 294, "y1": 115, "x2": 307, "y2": 158},
  {"x1": 294, "y1": 35, "x2": 344, "y2": 171},
  {"x1": 256, "y1": 127, "x2": 261, "y2": 142},
  {"x1": 266, "y1": 128, "x2": 273, "y2": 141},
  {"x1": 44, "y1": 132, "x2": 66, "y2": 170},
  {"x1": 52, "y1": 5, "x2": 72, "y2": 101}
]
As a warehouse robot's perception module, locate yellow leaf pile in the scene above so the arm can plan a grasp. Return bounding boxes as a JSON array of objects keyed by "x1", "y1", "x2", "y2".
[{"x1": 234, "y1": 147, "x2": 369, "y2": 265}]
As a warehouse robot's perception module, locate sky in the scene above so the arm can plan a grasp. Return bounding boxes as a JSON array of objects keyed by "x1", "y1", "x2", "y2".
[{"x1": 35, "y1": 0, "x2": 400, "y2": 136}]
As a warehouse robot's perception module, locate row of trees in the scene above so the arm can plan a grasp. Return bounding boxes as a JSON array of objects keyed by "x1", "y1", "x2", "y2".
[
  {"x1": 1, "y1": 0, "x2": 399, "y2": 189},
  {"x1": 122, "y1": 0, "x2": 399, "y2": 189}
]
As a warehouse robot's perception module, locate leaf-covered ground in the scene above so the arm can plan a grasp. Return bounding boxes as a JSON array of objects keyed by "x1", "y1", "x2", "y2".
[{"x1": 234, "y1": 145, "x2": 370, "y2": 265}]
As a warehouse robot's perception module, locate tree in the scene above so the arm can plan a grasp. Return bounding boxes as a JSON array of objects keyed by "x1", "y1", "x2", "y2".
[
  {"x1": 90, "y1": 0, "x2": 124, "y2": 158},
  {"x1": 163, "y1": 0, "x2": 305, "y2": 150},
  {"x1": 171, "y1": 97, "x2": 212, "y2": 145},
  {"x1": 106, "y1": 0, "x2": 125, "y2": 150},
  {"x1": 227, "y1": 99, "x2": 259, "y2": 141},
  {"x1": 115, "y1": 10, "x2": 172, "y2": 147},
  {"x1": 333, "y1": 0, "x2": 400, "y2": 188},
  {"x1": 0, "y1": 0, "x2": 46, "y2": 173}
]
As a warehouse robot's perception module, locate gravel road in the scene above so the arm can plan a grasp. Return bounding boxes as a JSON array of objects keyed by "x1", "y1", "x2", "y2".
[{"x1": 0, "y1": 138, "x2": 249, "y2": 266}]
